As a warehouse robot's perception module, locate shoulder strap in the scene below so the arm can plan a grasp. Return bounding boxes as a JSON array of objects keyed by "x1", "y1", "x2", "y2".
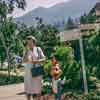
[{"x1": 37, "y1": 47, "x2": 41, "y2": 59}]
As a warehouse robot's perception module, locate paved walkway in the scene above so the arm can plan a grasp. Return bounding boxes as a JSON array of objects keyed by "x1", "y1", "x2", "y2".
[{"x1": 0, "y1": 83, "x2": 26, "y2": 100}]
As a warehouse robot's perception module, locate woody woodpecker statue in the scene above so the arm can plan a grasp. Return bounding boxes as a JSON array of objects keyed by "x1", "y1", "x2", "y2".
[{"x1": 51, "y1": 56, "x2": 62, "y2": 100}]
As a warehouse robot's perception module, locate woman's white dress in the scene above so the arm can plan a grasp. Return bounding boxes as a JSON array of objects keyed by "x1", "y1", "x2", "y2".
[{"x1": 24, "y1": 47, "x2": 45, "y2": 94}]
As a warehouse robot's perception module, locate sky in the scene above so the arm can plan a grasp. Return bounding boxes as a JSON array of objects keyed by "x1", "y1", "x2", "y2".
[{"x1": 12, "y1": 0, "x2": 70, "y2": 18}]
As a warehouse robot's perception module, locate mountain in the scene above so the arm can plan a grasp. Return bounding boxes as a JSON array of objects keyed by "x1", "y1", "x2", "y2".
[{"x1": 15, "y1": 0, "x2": 98, "y2": 26}]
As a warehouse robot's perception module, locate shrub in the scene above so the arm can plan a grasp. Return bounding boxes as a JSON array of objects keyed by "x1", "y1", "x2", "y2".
[
  {"x1": 0, "y1": 74, "x2": 24, "y2": 86},
  {"x1": 44, "y1": 46, "x2": 80, "y2": 89}
]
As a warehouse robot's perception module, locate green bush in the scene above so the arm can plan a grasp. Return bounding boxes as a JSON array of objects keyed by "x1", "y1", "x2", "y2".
[
  {"x1": 44, "y1": 46, "x2": 80, "y2": 89},
  {"x1": 66, "y1": 90, "x2": 100, "y2": 100},
  {"x1": 81, "y1": 91, "x2": 100, "y2": 100},
  {"x1": 54, "y1": 46, "x2": 80, "y2": 88},
  {"x1": 0, "y1": 74, "x2": 24, "y2": 86}
]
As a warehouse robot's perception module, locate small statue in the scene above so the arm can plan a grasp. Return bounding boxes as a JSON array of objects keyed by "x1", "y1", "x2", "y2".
[{"x1": 51, "y1": 56, "x2": 62, "y2": 94}]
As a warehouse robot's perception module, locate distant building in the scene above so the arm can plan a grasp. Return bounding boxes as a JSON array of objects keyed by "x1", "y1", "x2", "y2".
[
  {"x1": 59, "y1": 29, "x2": 91, "y2": 42},
  {"x1": 60, "y1": 23, "x2": 100, "y2": 42},
  {"x1": 95, "y1": 2, "x2": 100, "y2": 23},
  {"x1": 95, "y1": 2, "x2": 100, "y2": 17},
  {"x1": 79, "y1": 24, "x2": 98, "y2": 30},
  {"x1": 60, "y1": 29, "x2": 81, "y2": 42}
]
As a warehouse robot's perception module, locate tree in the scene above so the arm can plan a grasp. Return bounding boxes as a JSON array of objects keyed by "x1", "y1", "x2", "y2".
[
  {"x1": 0, "y1": 0, "x2": 26, "y2": 22},
  {"x1": 0, "y1": 46, "x2": 6, "y2": 68},
  {"x1": 0, "y1": 18, "x2": 19, "y2": 76},
  {"x1": 80, "y1": 10, "x2": 96, "y2": 24},
  {"x1": 87, "y1": 14, "x2": 96, "y2": 23},
  {"x1": 37, "y1": 24, "x2": 59, "y2": 57},
  {"x1": 0, "y1": 0, "x2": 26, "y2": 77},
  {"x1": 84, "y1": 30, "x2": 100, "y2": 73},
  {"x1": 80, "y1": 14, "x2": 88, "y2": 24},
  {"x1": 65, "y1": 17, "x2": 77, "y2": 30}
]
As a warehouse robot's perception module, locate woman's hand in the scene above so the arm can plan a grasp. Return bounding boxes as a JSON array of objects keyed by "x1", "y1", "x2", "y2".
[
  {"x1": 32, "y1": 59, "x2": 45, "y2": 64},
  {"x1": 25, "y1": 45, "x2": 30, "y2": 52},
  {"x1": 24, "y1": 52, "x2": 29, "y2": 63}
]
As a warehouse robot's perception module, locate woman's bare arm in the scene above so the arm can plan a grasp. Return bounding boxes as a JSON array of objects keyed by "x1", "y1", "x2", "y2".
[
  {"x1": 23, "y1": 52, "x2": 29, "y2": 63},
  {"x1": 32, "y1": 57, "x2": 46, "y2": 64}
]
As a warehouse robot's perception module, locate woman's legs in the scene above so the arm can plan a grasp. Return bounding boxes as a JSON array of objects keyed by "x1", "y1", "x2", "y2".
[
  {"x1": 32, "y1": 94, "x2": 42, "y2": 100},
  {"x1": 37, "y1": 94, "x2": 42, "y2": 100},
  {"x1": 26, "y1": 94, "x2": 31, "y2": 100},
  {"x1": 32, "y1": 94, "x2": 37, "y2": 100}
]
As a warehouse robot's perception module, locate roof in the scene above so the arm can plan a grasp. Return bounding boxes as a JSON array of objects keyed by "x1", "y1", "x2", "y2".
[
  {"x1": 79, "y1": 24, "x2": 97, "y2": 30},
  {"x1": 95, "y1": 2, "x2": 100, "y2": 11},
  {"x1": 60, "y1": 29, "x2": 81, "y2": 41},
  {"x1": 60, "y1": 23, "x2": 100, "y2": 42}
]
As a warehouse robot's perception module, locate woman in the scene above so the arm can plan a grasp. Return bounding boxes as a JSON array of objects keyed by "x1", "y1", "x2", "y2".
[{"x1": 23, "y1": 35, "x2": 45, "y2": 100}]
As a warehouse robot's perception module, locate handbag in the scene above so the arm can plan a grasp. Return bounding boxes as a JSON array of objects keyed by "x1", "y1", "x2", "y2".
[{"x1": 31, "y1": 47, "x2": 44, "y2": 77}]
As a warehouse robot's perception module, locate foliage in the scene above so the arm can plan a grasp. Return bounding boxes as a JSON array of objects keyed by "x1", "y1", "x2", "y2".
[
  {"x1": 69, "y1": 40, "x2": 81, "y2": 62},
  {"x1": 80, "y1": 90, "x2": 100, "y2": 100},
  {"x1": 0, "y1": 0, "x2": 26, "y2": 77},
  {"x1": 65, "y1": 17, "x2": 77, "y2": 30},
  {"x1": 80, "y1": 5, "x2": 97, "y2": 24},
  {"x1": 42, "y1": 84, "x2": 52, "y2": 94},
  {"x1": 80, "y1": 13, "x2": 96, "y2": 24},
  {"x1": 39, "y1": 25, "x2": 59, "y2": 57},
  {"x1": 0, "y1": 17, "x2": 23, "y2": 77},
  {"x1": 54, "y1": 47, "x2": 79, "y2": 76},
  {"x1": 67, "y1": 90, "x2": 100, "y2": 100},
  {"x1": 44, "y1": 46, "x2": 80, "y2": 89},
  {"x1": 44, "y1": 60, "x2": 52, "y2": 76},
  {"x1": 0, "y1": 47, "x2": 6, "y2": 66},
  {"x1": 80, "y1": 14, "x2": 88, "y2": 24},
  {"x1": 0, "y1": 0, "x2": 26, "y2": 19},
  {"x1": 83, "y1": 30, "x2": 100, "y2": 78},
  {"x1": 0, "y1": 74, "x2": 23, "y2": 86}
]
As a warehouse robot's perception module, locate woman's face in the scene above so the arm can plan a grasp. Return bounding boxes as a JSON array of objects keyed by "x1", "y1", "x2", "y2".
[{"x1": 27, "y1": 39, "x2": 35, "y2": 49}]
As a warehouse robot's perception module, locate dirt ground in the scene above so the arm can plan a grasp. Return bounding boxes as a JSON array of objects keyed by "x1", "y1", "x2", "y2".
[{"x1": 0, "y1": 83, "x2": 79, "y2": 100}]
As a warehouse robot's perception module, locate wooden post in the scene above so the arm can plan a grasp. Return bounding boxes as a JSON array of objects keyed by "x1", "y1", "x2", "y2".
[{"x1": 79, "y1": 37, "x2": 88, "y2": 94}]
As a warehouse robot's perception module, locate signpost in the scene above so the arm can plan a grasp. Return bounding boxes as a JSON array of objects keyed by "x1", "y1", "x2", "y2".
[
  {"x1": 59, "y1": 23, "x2": 100, "y2": 94},
  {"x1": 79, "y1": 36, "x2": 88, "y2": 94}
]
